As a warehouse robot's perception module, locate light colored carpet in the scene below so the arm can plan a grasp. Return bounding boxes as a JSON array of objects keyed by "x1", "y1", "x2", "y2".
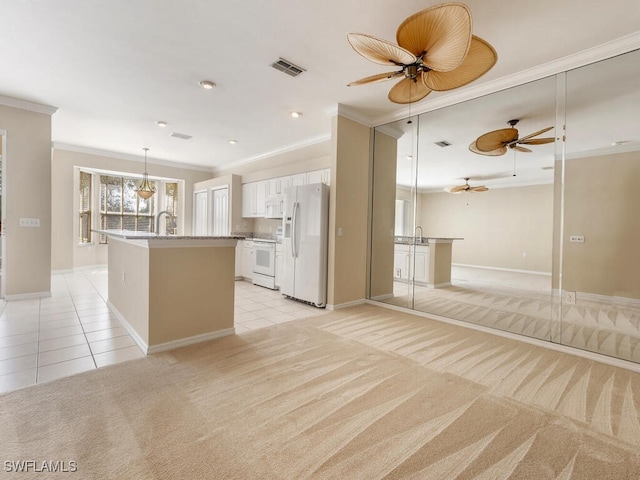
[
  {"x1": 386, "y1": 276, "x2": 640, "y2": 364},
  {"x1": 2, "y1": 304, "x2": 640, "y2": 479}
]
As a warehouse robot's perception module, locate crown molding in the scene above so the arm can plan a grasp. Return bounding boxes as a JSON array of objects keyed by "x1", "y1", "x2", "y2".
[
  {"x1": 0, "y1": 94, "x2": 58, "y2": 115},
  {"x1": 325, "y1": 104, "x2": 375, "y2": 127},
  {"x1": 52, "y1": 142, "x2": 214, "y2": 173},
  {"x1": 372, "y1": 32, "x2": 640, "y2": 126},
  {"x1": 213, "y1": 133, "x2": 331, "y2": 175}
]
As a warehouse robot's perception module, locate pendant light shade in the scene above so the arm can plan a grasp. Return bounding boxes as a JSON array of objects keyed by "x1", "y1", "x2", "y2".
[{"x1": 136, "y1": 147, "x2": 156, "y2": 199}]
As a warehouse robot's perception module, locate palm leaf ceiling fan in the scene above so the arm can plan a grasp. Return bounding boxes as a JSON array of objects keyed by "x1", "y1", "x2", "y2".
[
  {"x1": 347, "y1": 3, "x2": 497, "y2": 104},
  {"x1": 445, "y1": 177, "x2": 488, "y2": 194},
  {"x1": 469, "y1": 119, "x2": 555, "y2": 156}
]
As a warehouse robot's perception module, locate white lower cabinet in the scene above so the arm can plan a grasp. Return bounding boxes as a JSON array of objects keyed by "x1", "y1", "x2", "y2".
[
  {"x1": 275, "y1": 243, "x2": 283, "y2": 289},
  {"x1": 393, "y1": 244, "x2": 430, "y2": 285},
  {"x1": 242, "y1": 241, "x2": 254, "y2": 279},
  {"x1": 235, "y1": 240, "x2": 244, "y2": 279}
]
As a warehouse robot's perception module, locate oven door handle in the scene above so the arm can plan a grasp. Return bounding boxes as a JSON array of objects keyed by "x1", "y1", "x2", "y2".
[{"x1": 291, "y1": 202, "x2": 299, "y2": 258}]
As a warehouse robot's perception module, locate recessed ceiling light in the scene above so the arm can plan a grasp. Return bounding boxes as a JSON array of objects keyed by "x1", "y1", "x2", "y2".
[
  {"x1": 611, "y1": 140, "x2": 629, "y2": 146},
  {"x1": 406, "y1": 155, "x2": 413, "y2": 160},
  {"x1": 228, "y1": 139, "x2": 238, "y2": 145},
  {"x1": 290, "y1": 111, "x2": 302, "y2": 118},
  {"x1": 199, "y1": 80, "x2": 216, "y2": 89},
  {"x1": 155, "y1": 120, "x2": 167, "y2": 127}
]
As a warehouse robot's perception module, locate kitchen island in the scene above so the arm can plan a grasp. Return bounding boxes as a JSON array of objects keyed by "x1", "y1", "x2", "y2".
[
  {"x1": 394, "y1": 237, "x2": 462, "y2": 288},
  {"x1": 98, "y1": 230, "x2": 243, "y2": 354}
]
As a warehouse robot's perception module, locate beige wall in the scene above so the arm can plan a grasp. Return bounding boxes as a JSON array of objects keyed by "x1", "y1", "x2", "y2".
[
  {"x1": 418, "y1": 184, "x2": 554, "y2": 273},
  {"x1": 0, "y1": 104, "x2": 52, "y2": 297},
  {"x1": 51, "y1": 148, "x2": 213, "y2": 270},
  {"x1": 370, "y1": 130, "x2": 398, "y2": 299},
  {"x1": 327, "y1": 115, "x2": 371, "y2": 307},
  {"x1": 562, "y1": 151, "x2": 640, "y2": 299}
]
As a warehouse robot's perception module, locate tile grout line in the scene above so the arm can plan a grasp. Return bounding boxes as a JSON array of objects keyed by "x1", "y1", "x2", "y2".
[{"x1": 63, "y1": 272, "x2": 98, "y2": 370}]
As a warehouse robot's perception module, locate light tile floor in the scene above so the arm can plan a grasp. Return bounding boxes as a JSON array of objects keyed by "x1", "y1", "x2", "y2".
[{"x1": 0, "y1": 267, "x2": 326, "y2": 394}]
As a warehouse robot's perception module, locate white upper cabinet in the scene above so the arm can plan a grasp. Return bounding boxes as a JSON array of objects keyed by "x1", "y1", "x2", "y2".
[{"x1": 242, "y1": 168, "x2": 330, "y2": 218}]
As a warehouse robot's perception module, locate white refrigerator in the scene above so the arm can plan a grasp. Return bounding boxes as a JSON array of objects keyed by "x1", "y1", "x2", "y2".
[{"x1": 281, "y1": 183, "x2": 329, "y2": 307}]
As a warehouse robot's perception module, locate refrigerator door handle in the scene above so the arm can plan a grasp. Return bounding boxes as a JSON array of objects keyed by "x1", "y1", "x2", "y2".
[{"x1": 291, "y1": 201, "x2": 299, "y2": 257}]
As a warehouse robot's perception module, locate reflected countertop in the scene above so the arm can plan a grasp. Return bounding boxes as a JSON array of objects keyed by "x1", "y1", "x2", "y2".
[{"x1": 394, "y1": 237, "x2": 463, "y2": 245}]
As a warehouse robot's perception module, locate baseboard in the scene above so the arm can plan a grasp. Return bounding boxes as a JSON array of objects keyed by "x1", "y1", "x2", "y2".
[
  {"x1": 428, "y1": 282, "x2": 451, "y2": 289},
  {"x1": 52, "y1": 264, "x2": 108, "y2": 275},
  {"x1": 452, "y1": 263, "x2": 551, "y2": 276},
  {"x1": 107, "y1": 300, "x2": 236, "y2": 355},
  {"x1": 371, "y1": 293, "x2": 393, "y2": 301},
  {"x1": 107, "y1": 300, "x2": 149, "y2": 354},
  {"x1": 576, "y1": 291, "x2": 640, "y2": 308},
  {"x1": 367, "y1": 299, "x2": 640, "y2": 374},
  {"x1": 146, "y1": 328, "x2": 236, "y2": 354},
  {"x1": 51, "y1": 269, "x2": 75, "y2": 275},
  {"x1": 326, "y1": 299, "x2": 366, "y2": 311},
  {"x1": 5, "y1": 291, "x2": 52, "y2": 301}
]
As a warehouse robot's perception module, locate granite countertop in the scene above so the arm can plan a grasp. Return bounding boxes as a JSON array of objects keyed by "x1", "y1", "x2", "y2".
[
  {"x1": 394, "y1": 236, "x2": 464, "y2": 245},
  {"x1": 94, "y1": 229, "x2": 245, "y2": 240}
]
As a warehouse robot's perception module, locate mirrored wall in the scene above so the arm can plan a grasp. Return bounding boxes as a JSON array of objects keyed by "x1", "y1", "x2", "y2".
[{"x1": 369, "y1": 48, "x2": 640, "y2": 363}]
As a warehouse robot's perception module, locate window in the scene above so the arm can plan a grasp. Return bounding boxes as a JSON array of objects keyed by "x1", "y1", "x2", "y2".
[
  {"x1": 165, "y1": 182, "x2": 178, "y2": 235},
  {"x1": 395, "y1": 199, "x2": 410, "y2": 236},
  {"x1": 99, "y1": 175, "x2": 156, "y2": 243},
  {"x1": 79, "y1": 171, "x2": 92, "y2": 243}
]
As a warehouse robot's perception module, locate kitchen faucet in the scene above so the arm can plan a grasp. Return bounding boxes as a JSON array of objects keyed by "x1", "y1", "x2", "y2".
[
  {"x1": 415, "y1": 226, "x2": 423, "y2": 244},
  {"x1": 155, "y1": 210, "x2": 176, "y2": 235}
]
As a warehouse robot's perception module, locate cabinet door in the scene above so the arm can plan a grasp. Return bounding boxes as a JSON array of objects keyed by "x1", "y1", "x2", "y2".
[
  {"x1": 306, "y1": 169, "x2": 325, "y2": 185},
  {"x1": 242, "y1": 244, "x2": 254, "y2": 278},
  {"x1": 235, "y1": 240, "x2": 243, "y2": 278},
  {"x1": 290, "y1": 173, "x2": 306, "y2": 186},
  {"x1": 275, "y1": 244, "x2": 283, "y2": 288},
  {"x1": 413, "y1": 247, "x2": 430, "y2": 284},
  {"x1": 267, "y1": 178, "x2": 280, "y2": 196},
  {"x1": 242, "y1": 183, "x2": 256, "y2": 218},
  {"x1": 255, "y1": 181, "x2": 267, "y2": 216},
  {"x1": 393, "y1": 245, "x2": 410, "y2": 280}
]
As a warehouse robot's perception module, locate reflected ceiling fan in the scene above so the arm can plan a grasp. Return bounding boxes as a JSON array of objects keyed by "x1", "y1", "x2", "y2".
[
  {"x1": 469, "y1": 119, "x2": 555, "y2": 156},
  {"x1": 347, "y1": 3, "x2": 497, "y2": 104},
  {"x1": 445, "y1": 177, "x2": 488, "y2": 194}
]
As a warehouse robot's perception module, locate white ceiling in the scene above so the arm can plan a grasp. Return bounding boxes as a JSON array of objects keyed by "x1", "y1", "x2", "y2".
[{"x1": 1, "y1": 0, "x2": 639, "y2": 173}]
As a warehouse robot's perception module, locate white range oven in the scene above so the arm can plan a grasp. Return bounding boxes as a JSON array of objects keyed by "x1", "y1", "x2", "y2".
[{"x1": 252, "y1": 239, "x2": 276, "y2": 289}]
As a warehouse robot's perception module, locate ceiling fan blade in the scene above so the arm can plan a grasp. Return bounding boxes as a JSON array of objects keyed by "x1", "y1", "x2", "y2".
[
  {"x1": 423, "y1": 36, "x2": 497, "y2": 91},
  {"x1": 347, "y1": 71, "x2": 403, "y2": 86},
  {"x1": 347, "y1": 33, "x2": 416, "y2": 66},
  {"x1": 396, "y1": 3, "x2": 472, "y2": 72},
  {"x1": 469, "y1": 140, "x2": 507, "y2": 156},
  {"x1": 517, "y1": 126, "x2": 554, "y2": 142},
  {"x1": 514, "y1": 145, "x2": 532, "y2": 153},
  {"x1": 469, "y1": 186, "x2": 488, "y2": 192},
  {"x1": 475, "y1": 128, "x2": 518, "y2": 152},
  {"x1": 388, "y1": 74, "x2": 432, "y2": 104},
  {"x1": 519, "y1": 137, "x2": 555, "y2": 145},
  {"x1": 446, "y1": 184, "x2": 468, "y2": 194}
]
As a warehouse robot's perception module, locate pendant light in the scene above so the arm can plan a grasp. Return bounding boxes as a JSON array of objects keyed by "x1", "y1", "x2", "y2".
[{"x1": 136, "y1": 147, "x2": 156, "y2": 199}]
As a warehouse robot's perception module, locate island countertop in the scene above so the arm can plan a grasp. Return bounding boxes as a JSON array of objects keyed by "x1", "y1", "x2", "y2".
[{"x1": 94, "y1": 229, "x2": 245, "y2": 241}]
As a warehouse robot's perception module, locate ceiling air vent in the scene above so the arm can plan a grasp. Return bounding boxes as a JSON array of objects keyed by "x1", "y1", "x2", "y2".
[
  {"x1": 434, "y1": 140, "x2": 452, "y2": 147},
  {"x1": 169, "y1": 132, "x2": 192, "y2": 140},
  {"x1": 271, "y1": 57, "x2": 306, "y2": 77}
]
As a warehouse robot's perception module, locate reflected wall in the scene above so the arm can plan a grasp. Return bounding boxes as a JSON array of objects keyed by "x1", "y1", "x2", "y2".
[{"x1": 369, "y1": 48, "x2": 640, "y2": 364}]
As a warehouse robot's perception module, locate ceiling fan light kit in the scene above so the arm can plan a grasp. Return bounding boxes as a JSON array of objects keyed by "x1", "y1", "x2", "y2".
[{"x1": 347, "y1": 3, "x2": 497, "y2": 104}]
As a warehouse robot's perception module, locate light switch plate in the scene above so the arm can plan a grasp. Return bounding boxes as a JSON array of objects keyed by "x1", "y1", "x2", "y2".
[{"x1": 19, "y1": 218, "x2": 40, "y2": 227}]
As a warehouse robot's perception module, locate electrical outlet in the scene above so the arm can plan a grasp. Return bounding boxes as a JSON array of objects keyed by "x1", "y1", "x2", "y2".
[
  {"x1": 564, "y1": 291, "x2": 576, "y2": 305},
  {"x1": 395, "y1": 268, "x2": 402, "y2": 278},
  {"x1": 569, "y1": 235, "x2": 585, "y2": 243}
]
